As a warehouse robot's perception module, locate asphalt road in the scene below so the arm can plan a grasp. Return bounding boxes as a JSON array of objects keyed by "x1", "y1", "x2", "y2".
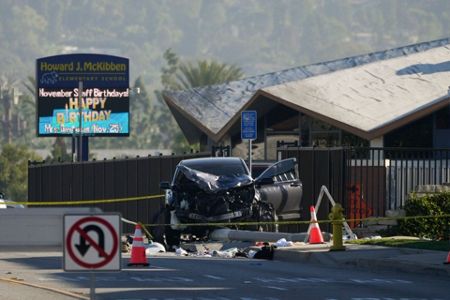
[{"x1": 0, "y1": 251, "x2": 448, "y2": 300}]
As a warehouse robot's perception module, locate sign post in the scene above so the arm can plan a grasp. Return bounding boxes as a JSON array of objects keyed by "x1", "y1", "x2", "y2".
[
  {"x1": 241, "y1": 110, "x2": 257, "y2": 176},
  {"x1": 78, "y1": 81, "x2": 83, "y2": 162},
  {"x1": 64, "y1": 214, "x2": 121, "y2": 299}
]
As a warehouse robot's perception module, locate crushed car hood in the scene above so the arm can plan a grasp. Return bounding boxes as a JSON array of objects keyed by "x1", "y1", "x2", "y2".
[{"x1": 177, "y1": 165, "x2": 253, "y2": 193}]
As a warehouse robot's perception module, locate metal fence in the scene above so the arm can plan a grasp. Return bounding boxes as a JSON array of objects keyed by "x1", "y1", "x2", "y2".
[
  {"x1": 28, "y1": 152, "x2": 209, "y2": 233},
  {"x1": 278, "y1": 147, "x2": 450, "y2": 228},
  {"x1": 28, "y1": 146, "x2": 450, "y2": 233}
]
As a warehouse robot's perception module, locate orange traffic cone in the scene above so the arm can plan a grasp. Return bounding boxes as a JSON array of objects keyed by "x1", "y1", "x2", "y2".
[
  {"x1": 444, "y1": 251, "x2": 450, "y2": 265},
  {"x1": 128, "y1": 224, "x2": 149, "y2": 266},
  {"x1": 307, "y1": 205, "x2": 324, "y2": 244}
]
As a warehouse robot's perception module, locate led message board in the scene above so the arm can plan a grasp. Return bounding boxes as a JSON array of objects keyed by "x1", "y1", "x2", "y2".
[{"x1": 36, "y1": 54, "x2": 129, "y2": 136}]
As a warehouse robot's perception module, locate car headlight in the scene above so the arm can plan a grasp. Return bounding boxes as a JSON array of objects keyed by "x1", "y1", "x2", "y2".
[{"x1": 165, "y1": 189, "x2": 173, "y2": 205}]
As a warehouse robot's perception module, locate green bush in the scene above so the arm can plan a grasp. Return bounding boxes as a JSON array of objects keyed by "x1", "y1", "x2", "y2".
[{"x1": 398, "y1": 192, "x2": 450, "y2": 240}]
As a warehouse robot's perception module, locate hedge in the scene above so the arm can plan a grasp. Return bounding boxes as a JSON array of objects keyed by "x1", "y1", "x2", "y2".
[{"x1": 398, "y1": 192, "x2": 450, "y2": 240}]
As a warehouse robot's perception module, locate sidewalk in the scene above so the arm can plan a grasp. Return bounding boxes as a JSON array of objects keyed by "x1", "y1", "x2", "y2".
[{"x1": 274, "y1": 242, "x2": 450, "y2": 278}]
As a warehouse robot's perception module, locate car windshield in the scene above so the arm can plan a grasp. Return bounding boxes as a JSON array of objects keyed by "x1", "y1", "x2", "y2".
[
  {"x1": 182, "y1": 160, "x2": 248, "y2": 176},
  {"x1": 256, "y1": 158, "x2": 297, "y2": 180}
]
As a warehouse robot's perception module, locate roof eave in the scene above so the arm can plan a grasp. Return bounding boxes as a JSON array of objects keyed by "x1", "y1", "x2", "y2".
[
  {"x1": 219, "y1": 90, "x2": 450, "y2": 142},
  {"x1": 365, "y1": 96, "x2": 450, "y2": 139},
  {"x1": 162, "y1": 92, "x2": 223, "y2": 143}
]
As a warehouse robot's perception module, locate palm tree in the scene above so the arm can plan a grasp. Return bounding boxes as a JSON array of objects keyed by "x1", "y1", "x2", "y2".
[
  {"x1": 156, "y1": 49, "x2": 245, "y2": 153},
  {"x1": 162, "y1": 48, "x2": 244, "y2": 90},
  {"x1": 174, "y1": 60, "x2": 244, "y2": 90}
]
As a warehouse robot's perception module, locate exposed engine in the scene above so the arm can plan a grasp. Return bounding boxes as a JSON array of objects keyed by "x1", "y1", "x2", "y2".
[{"x1": 174, "y1": 185, "x2": 255, "y2": 220}]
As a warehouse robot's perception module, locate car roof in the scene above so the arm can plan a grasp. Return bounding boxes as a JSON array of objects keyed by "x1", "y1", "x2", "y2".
[{"x1": 179, "y1": 157, "x2": 245, "y2": 167}]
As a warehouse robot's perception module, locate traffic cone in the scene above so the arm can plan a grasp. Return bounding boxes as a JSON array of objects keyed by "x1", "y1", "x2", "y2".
[
  {"x1": 307, "y1": 205, "x2": 324, "y2": 244},
  {"x1": 128, "y1": 224, "x2": 149, "y2": 266},
  {"x1": 444, "y1": 251, "x2": 450, "y2": 265}
]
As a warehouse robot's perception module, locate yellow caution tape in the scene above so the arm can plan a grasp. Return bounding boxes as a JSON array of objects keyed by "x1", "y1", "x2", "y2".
[
  {"x1": 6, "y1": 194, "x2": 164, "y2": 206},
  {"x1": 142, "y1": 213, "x2": 450, "y2": 228},
  {"x1": 6, "y1": 195, "x2": 449, "y2": 230}
]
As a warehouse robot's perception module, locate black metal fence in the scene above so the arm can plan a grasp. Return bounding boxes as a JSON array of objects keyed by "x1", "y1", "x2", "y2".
[
  {"x1": 29, "y1": 146, "x2": 450, "y2": 233},
  {"x1": 211, "y1": 145, "x2": 231, "y2": 157},
  {"x1": 278, "y1": 147, "x2": 450, "y2": 228},
  {"x1": 28, "y1": 152, "x2": 209, "y2": 233}
]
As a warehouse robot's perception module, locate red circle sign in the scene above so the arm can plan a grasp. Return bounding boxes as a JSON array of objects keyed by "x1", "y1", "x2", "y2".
[{"x1": 66, "y1": 216, "x2": 119, "y2": 269}]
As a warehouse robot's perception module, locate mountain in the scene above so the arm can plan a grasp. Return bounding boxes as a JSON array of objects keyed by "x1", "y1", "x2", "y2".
[{"x1": 0, "y1": 0, "x2": 449, "y2": 151}]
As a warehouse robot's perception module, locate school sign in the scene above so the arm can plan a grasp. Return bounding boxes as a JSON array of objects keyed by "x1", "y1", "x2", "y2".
[{"x1": 36, "y1": 54, "x2": 130, "y2": 136}]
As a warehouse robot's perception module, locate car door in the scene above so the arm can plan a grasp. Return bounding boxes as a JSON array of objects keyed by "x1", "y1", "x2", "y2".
[{"x1": 255, "y1": 158, "x2": 302, "y2": 220}]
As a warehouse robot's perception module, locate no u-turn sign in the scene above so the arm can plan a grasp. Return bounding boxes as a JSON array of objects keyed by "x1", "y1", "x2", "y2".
[{"x1": 64, "y1": 214, "x2": 121, "y2": 271}]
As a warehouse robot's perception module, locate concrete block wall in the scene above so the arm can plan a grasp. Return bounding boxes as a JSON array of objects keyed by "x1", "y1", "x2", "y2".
[{"x1": 0, "y1": 208, "x2": 102, "y2": 247}]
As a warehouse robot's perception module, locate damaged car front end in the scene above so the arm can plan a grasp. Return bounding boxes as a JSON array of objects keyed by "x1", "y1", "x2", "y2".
[{"x1": 170, "y1": 164, "x2": 257, "y2": 225}]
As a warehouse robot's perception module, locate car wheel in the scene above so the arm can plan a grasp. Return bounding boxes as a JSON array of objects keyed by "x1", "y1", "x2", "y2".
[
  {"x1": 256, "y1": 202, "x2": 278, "y2": 232},
  {"x1": 150, "y1": 206, "x2": 180, "y2": 251}
]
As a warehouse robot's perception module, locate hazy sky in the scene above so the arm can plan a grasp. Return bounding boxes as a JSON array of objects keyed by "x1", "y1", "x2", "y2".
[{"x1": 1, "y1": 0, "x2": 450, "y2": 82}]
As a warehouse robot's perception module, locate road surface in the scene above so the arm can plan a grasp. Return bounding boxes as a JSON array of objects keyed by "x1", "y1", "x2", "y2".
[{"x1": 0, "y1": 251, "x2": 447, "y2": 300}]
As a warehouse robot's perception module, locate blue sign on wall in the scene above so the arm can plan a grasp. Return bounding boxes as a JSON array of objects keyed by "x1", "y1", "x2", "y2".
[
  {"x1": 36, "y1": 54, "x2": 129, "y2": 137},
  {"x1": 241, "y1": 110, "x2": 257, "y2": 140}
]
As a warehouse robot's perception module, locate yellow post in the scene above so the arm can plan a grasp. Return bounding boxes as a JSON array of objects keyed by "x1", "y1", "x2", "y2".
[{"x1": 329, "y1": 204, "x2": 346, "y2": 251}]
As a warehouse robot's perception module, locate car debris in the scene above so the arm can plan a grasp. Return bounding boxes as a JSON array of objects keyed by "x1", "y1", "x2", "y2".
[
  {"x1": 145, "y1": 242, "x2": 166, "y2": 255},
  {"x1": 274, "y1": 238, "x2": 294, "y2": 247},
  {"x1": 175, "y1": 247, "x2": 189, "y2": 256},
  {"x1": 252, "y1": 242, "x2": 275, "y2": 260},
  {"x1": 169, "y1": 242, "x2": 277, "y2": 260},
  {"x1": 211, "y1": 247, "x2": 239, "y2": 258}
]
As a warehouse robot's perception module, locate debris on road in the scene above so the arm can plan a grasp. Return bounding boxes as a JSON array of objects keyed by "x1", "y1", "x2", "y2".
[
  {"x1": 253, "y1": 242, "x2": 275, "y2": 260},
  {"x1": 175, "y1": 247, "x2": 188, "y2": 256},
  {"x1": 274, "y1": 238, "x2": 294, "y2": 247},
  {"x1": 145, "y1": 242, "x2": 166, "y2": 255}
]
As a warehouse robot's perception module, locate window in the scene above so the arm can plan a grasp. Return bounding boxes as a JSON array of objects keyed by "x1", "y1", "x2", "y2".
[
  {"x1": 436, "y1": 106, "x2": 450, "y2": 129},
  {"x1": 384, "y1": 114, "x2": 433, "y2": 148}
]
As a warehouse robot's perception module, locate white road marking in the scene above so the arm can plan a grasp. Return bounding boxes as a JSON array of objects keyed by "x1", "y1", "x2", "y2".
[
  {"x1": 350, "y1": 278, "x2": 413, "y2": 284},
  {"x1": 114, "y1": 298, "x2": 280, "y2": 300},
  {"x1": 265, "y1": 286, "x2": 288, "y2": 291},
  {"x1": 327, "y1": 298, "x2": 443, "y2": 300},
  {"x1": 38, "y1": 276, "x2": 194, "y2": 282},
  {"x1": 253, "y1": 277, "x2": 413, "y2": 285},
  {"x1": 204, "y1": 274, "x2": 225, "y2": 280}
]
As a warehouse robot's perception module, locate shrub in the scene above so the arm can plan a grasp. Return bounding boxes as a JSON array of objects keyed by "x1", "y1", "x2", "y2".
[{"x1": 398, "y1": 192, "x2": 450, "y2": 240}]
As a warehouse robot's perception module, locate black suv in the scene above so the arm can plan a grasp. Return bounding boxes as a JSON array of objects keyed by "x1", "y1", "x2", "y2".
[{"x1": 156, "y1": 157, "x2": 302, "y2": 248}]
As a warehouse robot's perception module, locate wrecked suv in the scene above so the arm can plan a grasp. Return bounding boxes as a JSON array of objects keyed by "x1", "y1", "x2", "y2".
[{"x1": 156, "y1": 157, "x2": 302, "y2": 248}]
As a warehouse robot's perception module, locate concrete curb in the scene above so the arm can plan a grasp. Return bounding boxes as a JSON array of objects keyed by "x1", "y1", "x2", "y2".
[{"x1": 274, "y1": 244, "x2": 450, "y2": 278}]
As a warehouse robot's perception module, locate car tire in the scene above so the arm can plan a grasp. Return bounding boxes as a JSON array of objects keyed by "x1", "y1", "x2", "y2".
[{"x1": 255, "y1": 202, "x2": 278, "y2": 232}]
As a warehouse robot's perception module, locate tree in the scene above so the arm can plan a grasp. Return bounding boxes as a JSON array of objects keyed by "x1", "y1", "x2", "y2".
[
  {"x1": 157, "y1": 49, "x2": 244, "y2": 153},
  {"x1": 0, "y1": 144, "x2": 41, "y2": 201},
  {"x1": 161, "y1": 49, "x2": 244, "y2": 90},
  {"x1": 22, "y1": 76, "x2": 70, "y2": 159},
  {"x1": 0, "y1": 77, "x2": 37, "y2": 146},
  {"x1": 90, "y1": 76, "x2": 155, "y2": 151},
  {"x1": 46, "y1": 137, "x2": 71, "y2": 162},
  {"x1": 130, "y1": 77, "x2": 154, "y2": 148}
]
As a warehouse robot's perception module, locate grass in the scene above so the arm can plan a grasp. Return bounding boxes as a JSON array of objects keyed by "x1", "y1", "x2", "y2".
[{"x1": 348, "y1": 237, "x2": 450, "y2": 252}]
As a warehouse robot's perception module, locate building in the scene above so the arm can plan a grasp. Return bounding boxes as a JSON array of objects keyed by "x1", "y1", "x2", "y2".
[{"x1": 163, "y1": 38, "x2": 450, "y2": 161}]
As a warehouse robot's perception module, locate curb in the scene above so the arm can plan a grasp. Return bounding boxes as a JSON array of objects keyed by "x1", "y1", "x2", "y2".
[
  {"x1": 0, "y1": 277, "x2": 89, "y2": 300},
  {"x1": 273, "y1": 245, "x2": 450, "y2": 278}
]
